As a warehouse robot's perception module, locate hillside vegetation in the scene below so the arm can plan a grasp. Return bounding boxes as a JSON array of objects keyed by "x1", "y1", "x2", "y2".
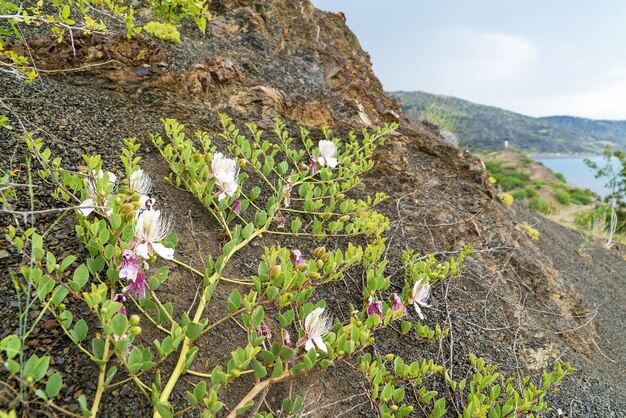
[
  {"x1": 483, "y1": 150, "x2": 626, "y2": 247},
  {"x1": 390, "y1": 90, "x2": 626, "y2": 153},
  {"x1": 483, "y1": 150, "x2": 597, "y2": 218}
]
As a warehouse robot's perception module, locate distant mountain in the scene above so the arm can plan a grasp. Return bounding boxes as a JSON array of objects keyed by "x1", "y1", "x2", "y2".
[{"x1": 388, "y1": 91, "x2": 626, "y2": 153}]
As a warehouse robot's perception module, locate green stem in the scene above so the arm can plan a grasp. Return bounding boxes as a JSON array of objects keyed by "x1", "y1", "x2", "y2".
[
  {"x1": 171, "y1": 258, "x2": 203, "y2": 276},
  {"x1": 128, "y1": 295, "x2": 171, "y2": 335},
  {"x1": 89, "y1": 337, "x2": 110, "y2": 417},
  {"x1": 154, "y1": 227, "x2": 268, "y2": 417},
  {"x1": 172, "y1": 258, "x2": 253, "y2": 285},
  {"x1": 225, "y1": 371, "x2": 291, "y2": 418},
  {"x1": 186, "y1": 369, "x2": 212, "y2": 378},
  {"x1": 266, "y1": 229, "x2": 366, "y2": 237},
  {"x1": 149, "y1": 290, "x2": 176, "y2": 326}
]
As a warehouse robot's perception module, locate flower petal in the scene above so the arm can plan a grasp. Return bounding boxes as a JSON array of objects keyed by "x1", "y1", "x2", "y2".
[
  {"x1": 78, "y1": 198, "x2": 95, "y2": 216},
  {"x1": 152, "y1": 242, "x2": 174, "y2": 260},
  {"x1": 327, "y1": 157, "x2": 338, "y2": 168},
  {"x1": 135, "y1": 242, "x2": 150, "y2": 259},
  {"x1": 317, "y1": 156, "x2": 326, "y2": 167},
  {"x1": 139, "y1": 195, "x2": 149, "y2": 210},
  {"x1": 414, "y1": 303, "x2": 425, "y2": 320},
  {"x1": 304, "y1": 338, "x2": 314, "y2": 352},
  {"x1": 313, "y1": 336, "x2": 327, "y2": 353}
]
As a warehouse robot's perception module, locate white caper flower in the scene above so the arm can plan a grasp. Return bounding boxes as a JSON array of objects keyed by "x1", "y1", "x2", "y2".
[
  {"x1": 134, "y1": 208, "x2": 174, "y2": 260},
  {"x1": 297, "y1": 307, "x2": 332, "y2": 353},
  {"x1": 408, "y1": 279, "x2": 431, "y2": 320},
  {"x1": 317, "y1": 140, "x2": 338, "y2": 168},
  {"x1": 129, "y1": 168, "x2": 152, "y2": 209},
  {"x1": 210, "y1": 152, "x2": 239, "y2": 200},
  {"x1": 78, "y1": 169, "x2": 117, "y2": 216}
]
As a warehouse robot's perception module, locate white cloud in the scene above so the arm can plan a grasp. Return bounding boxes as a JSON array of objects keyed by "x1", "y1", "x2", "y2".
[
  {"x1": 499, "y1": 74, "x2": 626, "y2": 119},
  {"x1": 454, "y1": 28, "x2": 538, "y2": 83},
  {"x1": 400, "y1": 27, "x2": 539, "y2": 98}
]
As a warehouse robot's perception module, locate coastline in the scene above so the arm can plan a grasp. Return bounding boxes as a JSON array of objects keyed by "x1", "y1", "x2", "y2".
[{"x1": 529, "y1": 153, "x2": 602, "y2": 159}]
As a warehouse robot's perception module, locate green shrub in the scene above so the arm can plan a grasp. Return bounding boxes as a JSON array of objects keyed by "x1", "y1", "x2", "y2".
[
  {"x1": 0, "y1": 0, "x2": 210, "y2": 82},
  {"x1": 144, "y1": 21, "x2": 181, "y2": 43},
  {"x1": 484, "y1": 161, "x2": 503, "y2": 174},
  {"x1": 555, "y1": 190, "x2": 571, "y2": 205},
  {"x1": 526, "y1": 188, "x2": 538, "y2": 198},
  {"x1": 484, "y1": 161, "x2": 529, "y2": 191},
  {"x1": 569, "y1": 189, "x2": 595, "y2": 205},
  {"x1": 150, "y1": 0, "x2": 210, "y2": 32},
  {"x1": 575, "y1": 204, "x2": 626, "y2": 234},
  {"x1": 419, "y1": 102, "x2": 456, "y2": 133},
  {"x1": 555, "y1": 172, "x2": 566, "y2": 183},
  {"x1": 497, "y1": 174, "x2": 527, "y2": 191},
  {"x1": 512, "y1": 188, "x2": 537, "y2": 200},
  {"x1": 529, "y1": 197, "x2": 554, "y2": 215}
]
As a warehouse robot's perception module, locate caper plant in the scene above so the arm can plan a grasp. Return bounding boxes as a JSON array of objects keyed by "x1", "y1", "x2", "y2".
[
  {"x1": 1, "y1": 116, "x2": 573, "y2": 418},
  {"x1": 355, "y1": 352, "x2": 573, "y2": 418},
  {"x1": 4, "y1": 134, "x2": 179, "y2": 416}
]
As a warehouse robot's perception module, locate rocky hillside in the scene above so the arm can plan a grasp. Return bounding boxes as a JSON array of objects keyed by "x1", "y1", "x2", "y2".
[
  {"x1": 1, "y1": 1, "x2": 625, "y2": 416},
  {"x1": 390, "y1": 90, "x2": 626, "y2": 153}
]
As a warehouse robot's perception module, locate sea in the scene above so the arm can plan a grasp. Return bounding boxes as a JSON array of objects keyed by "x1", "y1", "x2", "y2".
[{"x1": 533, "y1": 156, "x2": 618, "y2": 198}]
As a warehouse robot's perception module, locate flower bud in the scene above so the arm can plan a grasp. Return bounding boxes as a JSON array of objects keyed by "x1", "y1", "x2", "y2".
[
  {"x1": 131, "y1": 193, "x2": 141, "y2": 202},
  {"x1": 312, "y1": 246, "x2": 326, "y2": 258},
  {"x1": 230, "y1": 369, "x2": 241, "y2": 377},
  {"x1": 130, "y1": 315, "x2": 140, "y2": 325},
  {"x1": 124, "y1": 211, "x2": 136, "y2": 222},
  {"x1": 336, "y1": 193, "x2": 345, "y2": 200},
  {"x1": 296, "y1": 263, "x2": 308, "y2": 273},
  {"x1": 129, "y1": 326, "x2": 142, "y2": 336},
  {"x1": 269, "y1": 265, "x2": 282, "y2": 279},
  {"x1": 121, "y1": 203, "x2": 134, "y2": 213},
  {"x1": 54, "y1": 263, "x2": 61, "y2": 270},
  {"x1": 114, "y1": 196, "x2": 123, "y2": 206},
  {"x1": 238, "y1": 158, "x2": 247, "y2": 168},
  {"x1": 101, "y1": 307, "x2": 109, "y2": 317},
  {"x1": 390, "y1": 405, "x2": 398, "y2": 412},
  {"x1": 279, "y1": 293, "x2": 292, "y2": 305},
  {"x1": 193, "y1": 154, "x2": 202, "y2": 162},
  {"x1": 339, "y1": 215, "x2": 350, "y2": 222},
  {"x1": 321, "y1": 253, "x2": 331, "y2": 263},
  {"x1": 58, "y1": 303, "x2": 66, "y2": 312},
  {"x1": 385, "y1": 353, "x2": 394, "y2": 361},
  {"x1": 321, "y1": 212, "x2": 332, "y2": 220},
  {"x1": 308, "y1": 271, "x2": 321, "y2": 280},
  {"x1": 132, "y1": 200, "x2": 141, "y2": 210},
  {"x1": 316, "y1": 259, "x2": 324, "y2": 269}
]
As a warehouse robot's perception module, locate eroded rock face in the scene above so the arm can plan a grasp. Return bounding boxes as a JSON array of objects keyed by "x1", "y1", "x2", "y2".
[{"x1": 1, "y1": 1, "x2": 624, "y2": 416}]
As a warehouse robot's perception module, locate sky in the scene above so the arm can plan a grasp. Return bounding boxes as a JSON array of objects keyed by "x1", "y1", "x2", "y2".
[{"x1": 312, "y1": 0, "x2": 626, "y2": 120}]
